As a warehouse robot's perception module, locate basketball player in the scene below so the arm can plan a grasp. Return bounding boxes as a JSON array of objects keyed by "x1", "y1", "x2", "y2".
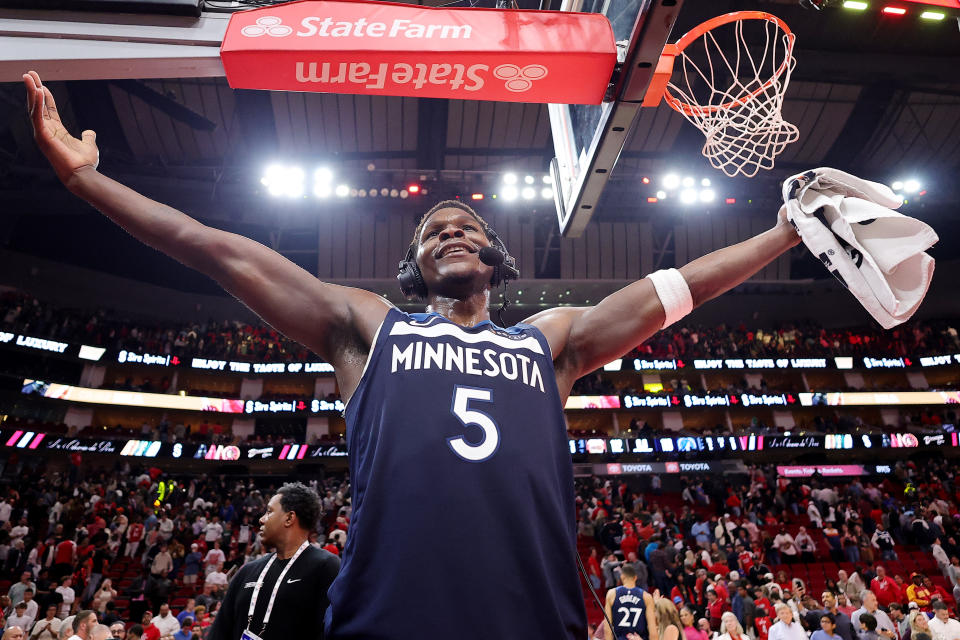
[
  {"x1": 604, "y1": 564, "x2": 656, "y2": 640},
  {"x1": 24, "y1": 70, "x2": 801, "y2": 639}
]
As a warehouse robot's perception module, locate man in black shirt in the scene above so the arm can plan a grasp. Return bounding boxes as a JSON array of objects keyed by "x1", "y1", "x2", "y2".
[{"x1": 208, "y1": 483, "x2": 339, "y2": 640}]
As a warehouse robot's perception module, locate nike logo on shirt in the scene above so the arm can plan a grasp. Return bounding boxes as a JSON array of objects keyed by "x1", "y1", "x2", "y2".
[{"x1": 286, "y1": 578, "x2": 302, "y2": 584}]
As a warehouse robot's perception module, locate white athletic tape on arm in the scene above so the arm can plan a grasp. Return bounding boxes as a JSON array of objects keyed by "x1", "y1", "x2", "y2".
[{"x1": 647, "y1": 268, "x2": 693, "y2": 329}]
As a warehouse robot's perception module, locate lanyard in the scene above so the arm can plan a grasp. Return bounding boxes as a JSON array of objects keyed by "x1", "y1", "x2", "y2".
[{"x1": 246, "y1": 540, "x2": 309, "y2": 634}]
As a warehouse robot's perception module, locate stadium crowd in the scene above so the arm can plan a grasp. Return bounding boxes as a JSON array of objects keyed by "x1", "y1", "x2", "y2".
[
  {"x1": 0, "y1": 461, "x2": 351, "y2": 640},
  {"x1": 579, "y1": 458, "x2": 960, "y2": 639},
  {"x1": 3, "y1": 290, "x2": 959, "y2": 366},
  {"x1": 0, "y1": 451, "x2": 950, "y2": 640}
]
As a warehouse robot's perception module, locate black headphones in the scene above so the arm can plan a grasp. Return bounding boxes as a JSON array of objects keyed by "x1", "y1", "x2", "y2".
[{"x1": 397, "y1": 225, "x2": 519, "y2": 300}]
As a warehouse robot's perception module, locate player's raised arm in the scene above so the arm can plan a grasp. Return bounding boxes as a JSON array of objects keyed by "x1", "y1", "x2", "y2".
[
  {"x1": 23, "y1": 71, "x2": 389, "y2": 369},
  {"x1": 528, "y1": 210, "x2": 800, "y2": 383}
]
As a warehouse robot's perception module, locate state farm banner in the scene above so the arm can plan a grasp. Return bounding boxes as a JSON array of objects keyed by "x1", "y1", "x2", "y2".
[{"x1": 220, "y1": 0, "x2": 616, "y2": 104}]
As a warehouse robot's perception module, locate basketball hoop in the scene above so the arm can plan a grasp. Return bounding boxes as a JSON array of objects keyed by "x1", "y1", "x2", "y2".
[{"x1": 642, "y1": 11, "x2": 799, "y2": 178}]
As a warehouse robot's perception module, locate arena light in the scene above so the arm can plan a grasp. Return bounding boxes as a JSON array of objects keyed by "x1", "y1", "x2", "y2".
[
  {"x1": 920, "y1": 10, "x2": 945, "y2": 19},
  {"x1": 680, "y1": 189, "x2": 697, "y2": 204},
  {"x1": 881, "y1": 6, "x2": 906, "y2": 14},
  {"x1": 647, "y1": 197, "x2": 658, "y2": 203},
  {"x1": 700, "y1": 178, "x2": 711, "y2": 187},
  {"x1": 390, "y1": 188, "x2": 399, "y2": 198},
  {"x1": 842, "y1": 0, "x2": 869, "y2": 9},
  {"x1": 284, "y1": 167, "x2": 304, "y2": 198},
  {"x1": 725, "y1": 197, "x2": 737, "y2": 204},
  {"x1": 261, "y1": 164, "x2": 280, "y2": 186},
  {"x1": 501, "y1": 185, "x2": 519, "y2": 201},
  {"x1": 400, "y1": 189, "x2": 409, "y2": 199},
  {"x1": 541, "y1": 187, "x2": 553, "y2": 199},
  {"x1": 656, "y1": 190, "x2": 667, "y2": 199},
  {"x1": 524, "y1": 175, "x2": 535, "y2": 185},
  {"x1": 521, "y1": 186, "x2": 536, "y2": 200},
  {"x1": 641, "y1": 176, "x2": 651, "y2": 185},
  {"x1": 891, "y1": 180, "x2": 904, "y2": 191},
  {"x1": 681, "y1": 176, "x2": 695, "y2": 188},
  {"x1": 314, "y1": 184, "x2": 332, "y2": 198},
  {"x1": 503, "y1": 173, "x2": 518, "y2": 185},
  {"x1": 380, "y1": 188, "x2": 389, "y2": 197},
  {"x1": 543, "y1": 175, "x2": 553, "y2": 185},
  {"x1": 471, "y1": 193, "x2": 484, "y2": 200},
  {"x1": 315, "y1": 167, "x2": 333, "y2": 184},
  {"x1": 699, "y1": 189, "x2": 715, "y2": 203},
  {"x1": 357, "y1": 189, "x2": 367, "y2": 198},
  {"x1": 408, "y1": 184, "x2": 421, "y2": 194},
  {"x1": 335, "y1": 185, "x2": 349, "y2": 197},
  {"x1": 903, "y1": 179, "x2": 921, "y2": 193},
  {"x1": 662, "y1": 174, "x2": 680, "y2": 189},
  {"x1": 262, "y1": 164, "x2": 305, "y2": 198}
]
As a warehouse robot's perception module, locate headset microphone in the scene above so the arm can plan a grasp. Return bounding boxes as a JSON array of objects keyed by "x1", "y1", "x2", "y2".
[
  {"x1": 397, "y1": 222, "x2": 519, "y2": 300},
  {"x1": 478, "y1": 246, "x2": 504, "y2": 267}
]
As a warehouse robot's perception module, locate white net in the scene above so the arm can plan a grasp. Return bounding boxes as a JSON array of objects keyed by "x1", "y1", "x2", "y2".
[{"x1": 664, "y1": 15, "x2": 798, "y2": 178}]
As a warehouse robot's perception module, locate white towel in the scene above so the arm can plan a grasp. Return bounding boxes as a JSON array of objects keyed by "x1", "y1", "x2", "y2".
[{"x1": 781, "y1": 167, "x2": 938, "y2": 329}]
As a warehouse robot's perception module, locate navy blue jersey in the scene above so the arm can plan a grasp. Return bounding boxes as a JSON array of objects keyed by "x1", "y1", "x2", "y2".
[
  {"x1": 612, "y1": 586, "x2": 648, "y2": 640},
  {"x1": 324, "y1": 308, "x2": 586, "y2": 639}
]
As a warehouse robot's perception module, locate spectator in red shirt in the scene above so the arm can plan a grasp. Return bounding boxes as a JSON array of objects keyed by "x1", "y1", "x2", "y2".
[
  {"x1": 755, "y1": 608, "x2": 773, "y2": 640},
  {"x1": 706, "y1": 588, "x2": 730, "y2": 631},
  {"x1": 709, "y1": 556, "x2": 731, "y2": 579},
  {"x1": 753, "y1": 587, "x2": 773, "y2": 616},
  {"x1": 87, "y1": 516, "x2": 107, "y2": 539},
  {"x1": 140, "y1": 612, "x2": 160, "y2": 640},
  {"x1": 53, "y1": 539, "x2": 76, "y2": 577},
  {"x1": 871, "y1": 566, "x2": 902, "y2": 609},
  {"x1": 621, "y1": 531, "x2": 640, "y2": 560},
  {"x1": 922, "y1": 576, "x2": 951, "y2": 606},
  {"x1": 587, "y1": 548, "x2": 602, "y2": 590},
  {"x1": 126, "y1": 519, "x2": 144, "y2": 559},
  {"x1": 737, "y1": 544, "x2": 756, "y2": 574},
  {"x1": 713, "y1": 576, "x2": 730, "y2": 604}
]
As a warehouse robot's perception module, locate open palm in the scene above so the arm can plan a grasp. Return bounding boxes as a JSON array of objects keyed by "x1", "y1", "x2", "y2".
[{"x1": 23, "y1": 70, "x2": 99, "y2": 183}]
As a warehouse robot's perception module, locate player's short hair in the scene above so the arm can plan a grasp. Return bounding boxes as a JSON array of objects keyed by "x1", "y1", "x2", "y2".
[
  {"x1": 410, "y1": 200, "x2": 488, "y2": 248},
  {"x1": 621, "y1": 564, "x2": 637, "y2": 579},
  {"x1": 277, "y1": 482, "x2": 321, "y2": 532},
  {"x1": 860, "y1": 613, "x2": 877, "y2": 631}
]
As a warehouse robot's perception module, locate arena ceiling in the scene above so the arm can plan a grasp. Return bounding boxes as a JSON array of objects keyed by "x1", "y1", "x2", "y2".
[{"x1": 0, "y1": 0, "x2": 958, "y2": 299}]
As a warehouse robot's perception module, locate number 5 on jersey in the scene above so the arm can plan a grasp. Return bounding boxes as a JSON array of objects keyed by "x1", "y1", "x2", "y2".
[{"x1": 448, "y1": 386, "x2": 500, "y2": 462}]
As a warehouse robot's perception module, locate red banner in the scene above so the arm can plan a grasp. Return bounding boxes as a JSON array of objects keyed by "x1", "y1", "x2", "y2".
[{"x1": 220, "y1": 0, "x2": 616, "y2": 104}]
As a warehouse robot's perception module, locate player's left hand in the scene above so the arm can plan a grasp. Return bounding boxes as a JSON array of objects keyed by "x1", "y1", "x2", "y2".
[{"x1": 776, "y1": 204, "x2": 802, "y2": 247}]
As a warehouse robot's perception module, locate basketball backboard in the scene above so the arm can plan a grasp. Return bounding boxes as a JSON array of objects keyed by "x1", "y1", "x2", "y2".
[{"x1": 549, "y1": 0, "x2": 683, "y2": 238}]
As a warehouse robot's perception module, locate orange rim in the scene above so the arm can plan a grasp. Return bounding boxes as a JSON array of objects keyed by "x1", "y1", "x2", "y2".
[{"x1": 661, "y1": 11, "x2": 795, "y2": 118}]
